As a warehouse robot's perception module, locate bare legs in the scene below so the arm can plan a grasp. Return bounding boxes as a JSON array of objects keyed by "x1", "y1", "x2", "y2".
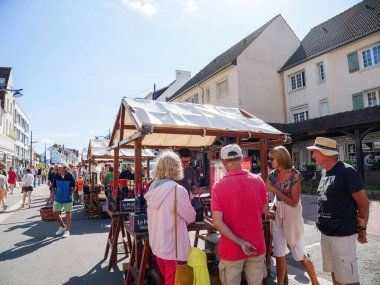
[
  {"x1": 10, "y1": 184, "x2": 14, "y2": 194},
  {"x1": 21, "y1": 191, "x2": 32, "y2": 208},
  {"x1": 276, "y1": 255, "x2": 319, "y2": 285},
  {"x1": 54, "y1": 211, "x2": 72, "y2": 231},
  {"x1": 0, "y1": 189, "x2": 6, "y2": 209}
]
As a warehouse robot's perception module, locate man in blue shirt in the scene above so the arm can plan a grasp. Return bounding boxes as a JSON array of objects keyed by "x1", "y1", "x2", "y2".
[{"x1": 52, "y1": 162, "x2": 76, "y2": 238}]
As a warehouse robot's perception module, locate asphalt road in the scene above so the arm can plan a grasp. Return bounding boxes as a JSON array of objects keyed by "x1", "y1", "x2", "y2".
[{"x1": 1, "y1": 186, "x2": 379, "y2": 285}]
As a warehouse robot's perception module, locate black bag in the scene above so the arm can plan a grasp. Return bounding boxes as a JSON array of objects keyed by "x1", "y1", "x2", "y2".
[
  {"x1": 191, "y1": 197, "x2": 204, "y2": 222},
  {"x1": 316, "y1": 217, "x2": 344, "y2": 235}
]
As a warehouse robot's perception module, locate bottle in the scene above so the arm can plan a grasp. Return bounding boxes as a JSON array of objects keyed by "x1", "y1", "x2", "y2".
[{"x1": 135, "y1": 183, "x2": 146, "y2": 214}]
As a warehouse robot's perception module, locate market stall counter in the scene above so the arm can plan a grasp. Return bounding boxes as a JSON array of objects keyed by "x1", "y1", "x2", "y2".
[{"x1": 108, "y1": 99, "x2": 291, "y2": 284}]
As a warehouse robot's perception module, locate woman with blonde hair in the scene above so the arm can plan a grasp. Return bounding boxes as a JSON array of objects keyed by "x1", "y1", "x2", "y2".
[
  {"x1": 266, "y1": 146, "x2": 319, "y2": 285},
  {"x1": 145, "y1": 151, "x2": 196, "y2": 285}
]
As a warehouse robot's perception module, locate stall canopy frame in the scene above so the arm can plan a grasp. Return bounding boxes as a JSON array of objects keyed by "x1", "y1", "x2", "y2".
[{"x1": 108, "y1": 98, "x2": 291, "y2": 191}]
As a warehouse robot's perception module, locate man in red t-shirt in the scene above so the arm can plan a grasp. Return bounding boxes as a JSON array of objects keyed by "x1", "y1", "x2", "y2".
[{"x1": 212, "y1": 144, "x2": 268, "y2": 285}]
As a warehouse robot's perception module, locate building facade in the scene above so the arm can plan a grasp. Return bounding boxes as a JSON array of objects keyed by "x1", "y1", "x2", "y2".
[
  {"x1": 169, "y1": 15, "x2": 300, "y2": 124},
  {"x1": 0, "y1": 67, "x2": 18, "y2": 169},
  {"x1": 14, "y1": 103, "x2": 30, "y2": 167},
  {"x1": 276, "y1": 0, "x2": 380, "y2": 181}
]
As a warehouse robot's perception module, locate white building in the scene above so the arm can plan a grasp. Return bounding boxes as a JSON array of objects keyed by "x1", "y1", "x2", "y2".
[
  {"x1": 14, "y1": 103, "x2": 30, "y2": 167},
  {"x1": 145, "y1": 70, "x2": 191, "y2": 101},
  {"x1": 0, "y1": 67, "x2": 18, "y2": 169}
]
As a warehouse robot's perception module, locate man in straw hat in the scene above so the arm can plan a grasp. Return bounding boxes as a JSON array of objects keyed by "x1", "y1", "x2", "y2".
[{"x1": 307, "y1": 137, "x2": 369, "y2": 285}]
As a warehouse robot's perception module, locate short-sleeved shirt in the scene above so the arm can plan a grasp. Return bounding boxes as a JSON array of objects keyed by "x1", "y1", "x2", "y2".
[
  {"x1": 104, "y1": 173, "x2": 113, "y2": 187},
  {"x1": 268, "y1": 168, "x2": 303, "y2": 200},
  {"x1": 76, "y1": 179, "x2": 84, "y2": 191},
  {"x1": 212, "y1": 170, "x2": 268, "y2": 261},
  {"x1": 317, "y1": 161, "x2": 363, "y2": 236},
  {"x1": 176, "y1": 167, "x2": 196, "y2": 196},
  {"x1": 53, "y1": 171, "x2": 76, "y2": 203},
  {"x1": 8, "y1": 171, "x2": 17, "y2": 184}
]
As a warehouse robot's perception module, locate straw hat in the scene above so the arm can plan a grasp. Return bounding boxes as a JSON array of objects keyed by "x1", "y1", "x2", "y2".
[{"x1": 307, "y1": 137, "x2": 339, "y2": 156}]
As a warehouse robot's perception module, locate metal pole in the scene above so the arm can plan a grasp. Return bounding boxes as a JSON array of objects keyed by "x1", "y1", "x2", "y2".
[{"x1": 44, "y1": 142, "x2": 47, "y2": 165}]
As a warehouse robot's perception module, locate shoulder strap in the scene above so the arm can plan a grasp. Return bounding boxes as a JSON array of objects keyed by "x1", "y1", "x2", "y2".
[{"x1": 174, "y1": 184, "x2": 178, "y2": 260}]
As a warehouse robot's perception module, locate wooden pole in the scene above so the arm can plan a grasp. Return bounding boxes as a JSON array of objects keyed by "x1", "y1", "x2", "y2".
[
  {"x1": 114, "y1": 148, "x2": 119, "y2": 193},
  {"x1": 134, "y1": 139, "x2": 143, "y2": 196},
  {"x1": 259, "y1": 139, "x2": 268, "y2": 181},
  {"x1": 147, "y1": 158, "x2": 150, "y2": 178}
]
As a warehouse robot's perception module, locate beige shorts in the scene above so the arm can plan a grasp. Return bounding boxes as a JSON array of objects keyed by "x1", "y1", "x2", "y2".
[
  {"x1": 321, "y1": 233, "x2": 359, "y2": 284},
  {"x1": 219, "y1": 254, "x2": 266, "y2": 285},
  {"x1": 272, "y1": 219, "x2": 307, "y2": 261}
]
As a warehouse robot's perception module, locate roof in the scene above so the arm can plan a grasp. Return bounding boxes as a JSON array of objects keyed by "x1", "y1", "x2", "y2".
[
  {"x1": 271, "y1": 105, "x2": 380, "y2": 135},
  {"x1": 88, "y1": 138, "x2": 154, "y2": 159},
  {"x1": 280, "y1": 0, "x2": 380, "y2": 71},
  {"x1": 0, "y1": 67, "x2": 12, "y2": 88},
  {"x1": 169, "y1": 15, "x2": 281, "y2": 101},
  {"x1": 109, "y1": 98, "x2": 290, "y2": 149}
]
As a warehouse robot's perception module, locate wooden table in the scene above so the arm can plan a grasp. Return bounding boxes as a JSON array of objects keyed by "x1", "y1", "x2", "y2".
[
  {"x1": 104, "y1": 209, "x2": 131, "y2": 270},
  {"x1": 187, "y1": 217, "x2": 216, "y2": 247},
  {"x1": 123, "y1": 221, "x2": 152, "y2": 285}
]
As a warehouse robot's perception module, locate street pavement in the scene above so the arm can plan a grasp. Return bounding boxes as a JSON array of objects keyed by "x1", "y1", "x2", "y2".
[{"x1": 0, "y1": 185, "x2": 379, "y2": 285}]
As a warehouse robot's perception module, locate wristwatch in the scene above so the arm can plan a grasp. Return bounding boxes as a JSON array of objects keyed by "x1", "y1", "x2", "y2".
[{"x1": 239, "y1": 239, "x2": 245, "y2": 246}]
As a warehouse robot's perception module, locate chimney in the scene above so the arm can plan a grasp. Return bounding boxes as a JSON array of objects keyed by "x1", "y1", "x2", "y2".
[{"x1": 175, "y1": 70, "x2": 191, "y2": 81}]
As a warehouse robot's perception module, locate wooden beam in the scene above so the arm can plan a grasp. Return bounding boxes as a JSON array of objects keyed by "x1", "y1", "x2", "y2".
[
  {"x1": 109, "y1": 105, "x2": 122, "y2": 147},
  {"x1": 134, "y1": 138, "x2": 143, "y2": 197},
  {"x1": 259, "y1": 139, "x2": 268, "y2": 182},
  {"x1": 113, "y1": 148, "x2": 119, "y2": 194}
]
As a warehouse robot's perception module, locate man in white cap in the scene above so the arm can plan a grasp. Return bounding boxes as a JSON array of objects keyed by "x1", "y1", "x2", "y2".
[
  {"x1": 307, "y1": 137, "x2": 369, "y2": 285},
  {"x1": 51, "y1": 162, "x2": 76, "y2": 237},
  {"x1": 212, "y1": 144, "x2": 268, "y2": 285}
]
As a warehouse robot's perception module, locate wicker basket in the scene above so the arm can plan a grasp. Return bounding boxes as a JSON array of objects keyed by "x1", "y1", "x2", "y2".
[{"x1": 40, "y1": 201, "x2": 56, "y2": 222}]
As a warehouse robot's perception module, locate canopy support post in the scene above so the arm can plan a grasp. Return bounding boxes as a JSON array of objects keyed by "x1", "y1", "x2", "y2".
[
  {"x1": 113, "y1": 149, "x2": 119, "y2": 192},
  {"x1": 260, "y1": 139, "x2": 268, "y2": 181},
  {"x1": 134, "y1": 138, "x2": 143, "y2": 195}
]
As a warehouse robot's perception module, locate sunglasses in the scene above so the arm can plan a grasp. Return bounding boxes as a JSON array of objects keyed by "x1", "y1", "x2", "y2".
[
  {"x1": 181, "y1": 160, "x2": 191, "y2": 163},
  {"x1": 269, "y1": 157, "x2": 274, "y2": 161}
]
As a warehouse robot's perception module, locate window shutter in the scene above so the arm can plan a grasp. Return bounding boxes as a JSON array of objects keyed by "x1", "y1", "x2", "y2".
[
  {"x1": 347, "y1": 51, "x2": 359, "y2": 73},
  {"x1": 352, "y1": 92, "x2": 364, "y2": 110}
]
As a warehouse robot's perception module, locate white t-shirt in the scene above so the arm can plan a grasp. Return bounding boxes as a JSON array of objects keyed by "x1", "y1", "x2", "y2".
[{"x1": 22, "y1": 174, "x2": 34, "y2": 187}]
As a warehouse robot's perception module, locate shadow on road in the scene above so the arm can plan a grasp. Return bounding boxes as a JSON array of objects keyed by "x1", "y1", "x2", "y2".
[{"x1": 63, "y1": 259, "x2": 123, "y2": 285}]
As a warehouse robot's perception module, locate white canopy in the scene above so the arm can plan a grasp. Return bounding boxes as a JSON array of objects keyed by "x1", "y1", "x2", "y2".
[
  {"x1": 109, "y1": 99, "x2": 289, "y2": 149},
  {"x1": 88, "y1": 138, "x2": 154, "y2": 159}
]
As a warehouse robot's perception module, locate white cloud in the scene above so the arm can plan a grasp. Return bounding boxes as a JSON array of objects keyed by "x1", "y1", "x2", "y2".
[
  {"x1": 121, "y1": 0, "x2": 158, "y2": 16},
  {"x1": 183, "y1": 0, "x2": 198, "y2": 13}
]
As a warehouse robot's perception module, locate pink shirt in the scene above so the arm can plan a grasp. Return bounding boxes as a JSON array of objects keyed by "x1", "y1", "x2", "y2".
[{"x1": 212, "y1": 170, "x2": 268, "y2": 261}]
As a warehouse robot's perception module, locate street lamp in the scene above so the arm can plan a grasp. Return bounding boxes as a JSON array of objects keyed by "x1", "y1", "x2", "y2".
[
  {"x1": 30, "y1": 131, "x2": 38, "y2": 167},
  {"x1": 0, "y1": 88, "x2": 24, "y2": 98}
]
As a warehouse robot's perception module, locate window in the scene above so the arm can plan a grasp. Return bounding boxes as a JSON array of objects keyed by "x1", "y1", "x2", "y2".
[
  {"x1": 290, "y1": 106, "x2": 309, "y2": 123},
  {"x1": 362, "y1": 44, "x2": 380, "y2": 68},
  {"x1": 191, "y1": 94, "x2": 199, "y2": 103},
  {"x1": 205, "y1": 88, "x2": 210, "y2": 103},
  {"x1": 216, "y1": 78, "x2": 229, "y2": 98},
  {"x1": 289, "y1": 71, "x2": 306, "y2": 91},
  {"x1": 0, "y1": 77, "x2": 5, "y2": 87},
  {"x1": 317, "y1": 62, "x2": 325, "y2": 82},
  {"x1": 366, "y1": 89, "x2": 380, "y2": 107},
  {"x1": 320, "y1": 99, "x2": 329, "y2": 116},
  {"x1": 292, "y1": 151, "x2": 300, "y2": 170}
]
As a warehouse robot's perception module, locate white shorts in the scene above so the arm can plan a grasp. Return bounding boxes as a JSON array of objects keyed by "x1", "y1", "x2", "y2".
[
  {"x1": 321, "y1": 233, "x2": 359, "y2": 284},
  {"x1": 78, "y1": 191, "x2": 83, "y2": 196},
  {"x1": 272, "y1": 220, "x2": 307, "y2": 261}
]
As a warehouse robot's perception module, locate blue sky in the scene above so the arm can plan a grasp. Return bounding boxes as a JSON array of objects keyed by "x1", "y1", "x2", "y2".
[{"x1": 0, "y1": 0, "x2": 360, "y2": 153}]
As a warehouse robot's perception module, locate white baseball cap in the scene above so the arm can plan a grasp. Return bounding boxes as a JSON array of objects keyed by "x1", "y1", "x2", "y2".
[
  {"x1": 59, "y1": 162, "x2": 68, "y2": 168},
  {"x1": 221, "y1": 144, "x2": 243, "y2": 160}
]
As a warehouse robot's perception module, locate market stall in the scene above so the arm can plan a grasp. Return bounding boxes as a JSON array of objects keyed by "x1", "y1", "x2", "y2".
[{"x1": 108, "y1": 98, "x2": 291, "y2": 284}]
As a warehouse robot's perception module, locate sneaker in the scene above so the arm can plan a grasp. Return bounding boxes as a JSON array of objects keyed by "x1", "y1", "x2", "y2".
[
  {"x1": 55, "y1": 227, "x2": 65, "y2": 236},
  {"x1": 62, "y1": 230, "x2": 70, "y2": 238}
]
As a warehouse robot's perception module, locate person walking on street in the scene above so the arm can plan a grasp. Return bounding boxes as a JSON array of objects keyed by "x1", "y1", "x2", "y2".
[
  {"x1": 266, "y1": 146, "x2": 319, "y2": 285},
  {"x1": 31, "y1": 166, "x2": 36, "y2": 188},
  {"x1": 307, "y1": 137, "x2": 370, "y2": 285},
  {"x1": 0, "y1": 162, "x2": 7, "y2": 202},
  {"x1": 0, "y1": 171, "x2": 8, "y2": 210},
  {"x1": 7, "y1": 167, "x2": 17, "y2": 195},
  {"x1": 145, "y1": 151, "x2": 196, "y2": 285},
  {"x1": 21, "y1": 169, "x2": 34, "y2": 209},
  {"x1": 51, "y1": 162, "x2": 76, "y2": 238},
  {"x1": 212, "y1": 144, "x2": 269, "y2": 285}
]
